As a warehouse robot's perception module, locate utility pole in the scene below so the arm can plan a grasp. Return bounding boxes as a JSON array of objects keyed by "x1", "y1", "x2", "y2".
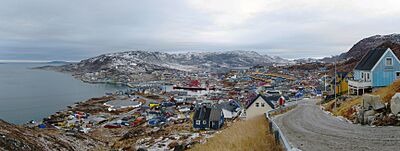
[
  {"x1": 324, "y1": 73, "x2": 327, "y2": 92},
  {"x1": 334, "y1": 58, "x2": 337, "y2": 110}
]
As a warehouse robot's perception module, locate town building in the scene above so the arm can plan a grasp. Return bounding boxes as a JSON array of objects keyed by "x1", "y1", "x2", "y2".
[
  {"x1": 242, "y1": 94, "x2": 285, "y2": 119},
  {"x1": 331, "y1": 72, "x2": 353, "y2": 95},
  {"x1": 216, "y1": 100, "x2": 241, "y2": 119},
  {"x1": 349, "y1": 48, "x2": 400, "y2": 95},
  {"x1": 192, "y1": 107, "x2": 224, "y2": 130}
]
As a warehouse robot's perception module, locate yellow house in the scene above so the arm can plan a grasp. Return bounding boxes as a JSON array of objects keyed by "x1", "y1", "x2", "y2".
[{"x1": 331, "y1": 72, "x2": 353, "y2": 95}]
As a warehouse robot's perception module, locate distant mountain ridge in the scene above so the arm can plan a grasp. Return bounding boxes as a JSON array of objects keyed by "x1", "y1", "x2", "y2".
[
  {"x1": 38, "y1": 50, "x2": 290, "y2": 83},
  {"x1": 60, "y1": 50, "x2": 289, "y2": 72}
]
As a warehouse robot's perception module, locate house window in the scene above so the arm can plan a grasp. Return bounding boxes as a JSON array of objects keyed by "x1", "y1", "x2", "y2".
[
  {"x1": 203, "y1": 120, "x2": 207, "y2": 124},
  {"x1": 361, "y1": 72, "x2": 364, "y2": 79},
  {"x1": 196, "y1": 120, "x2": 200, "y2": 125},
  {"x1": 386, "y1": 57, "x2": 393, "y2": 66},
  {"x1": 256, "y1": 103, "x2": 260, "y2": 107},
  {"x1": 261, "y1": 103, "x2": 265, "y2": 107},
  {"x1": 366, "y1": 73, "x2": 370, "y2": 80}
]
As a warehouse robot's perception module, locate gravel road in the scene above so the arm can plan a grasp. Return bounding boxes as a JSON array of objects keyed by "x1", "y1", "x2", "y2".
[{"x1": 274, "y1": 99, "x2": 400, "y2": 151}]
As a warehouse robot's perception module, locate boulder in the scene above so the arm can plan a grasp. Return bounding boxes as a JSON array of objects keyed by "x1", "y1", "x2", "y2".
[
  {"x1": 361, "y1": 110, "x2": 376, "y2": 124},
  {"x1": 362, "y1": 94, "x2": 385, "y2": 110},
  {"x1": 367, "y1": 116, "x2": 375, "y2": 125},
  {"x1": 391, "y1": 93, "x2": 400, "y2": 115},
  {"x1": 374, "y1": 113, "x2": 384, "y2": 122},
  {"x1": 357, "y1": 109, "x2": 376, "y2": 124},
  {"x1": 364, "y1": 110, "x2": 376, "y2": 117}
]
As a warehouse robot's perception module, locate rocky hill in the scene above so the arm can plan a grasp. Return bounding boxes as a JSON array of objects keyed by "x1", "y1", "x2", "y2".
[
  {"x1": 0, "y1": 120, "x2": 105, "y2": 151},
  {"x1": 38, "y1": 50, "x2": 290, "y2": 83},
  {"x1": 339, "y1": 34, "x2": 400, "y2": 60},
  {"x1": 321, "y1": 34, "x2": 400, "y2": 72},
  {"x1": 73, "y1": 50, "x2": 289, "y2": 72}
]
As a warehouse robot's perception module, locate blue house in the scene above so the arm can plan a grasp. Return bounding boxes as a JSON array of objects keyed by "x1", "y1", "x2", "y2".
[
  {"x1": 192, "y1": 107, "x2": 224, "y2": 130},
  {"x1": 348, "y1": 48, "x2": 400, "y2": 95}
]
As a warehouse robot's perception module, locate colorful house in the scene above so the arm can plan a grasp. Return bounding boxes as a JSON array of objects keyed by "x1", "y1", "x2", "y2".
[
  {"x1": 348, "y1": 48, "x2": 400, "y2": 95},
  {"x1": 331, "y1": 72, "x2": 353, "y2": 95},
  {"x1": 192, "y1": 107, "x2": 224, "y2": 130}
]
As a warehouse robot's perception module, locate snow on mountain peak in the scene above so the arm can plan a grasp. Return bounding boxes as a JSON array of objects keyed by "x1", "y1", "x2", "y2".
[{"x1": 76, "y1": 50, "x2": 289, "y2": 73}]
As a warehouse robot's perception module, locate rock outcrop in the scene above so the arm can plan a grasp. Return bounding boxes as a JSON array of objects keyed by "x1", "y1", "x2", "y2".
[{"x1": 0, "y1": 120, "x2": 105, "y2": 151}]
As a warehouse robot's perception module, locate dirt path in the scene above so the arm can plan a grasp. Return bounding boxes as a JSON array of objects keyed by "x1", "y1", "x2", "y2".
[{"x1": 274, "y1": 99, "x2": 400, "y2": 151}]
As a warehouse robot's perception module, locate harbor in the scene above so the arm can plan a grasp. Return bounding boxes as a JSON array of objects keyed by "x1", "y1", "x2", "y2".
[{"x1": 0, "y1": 63, "x2": 126, "y2": 124}]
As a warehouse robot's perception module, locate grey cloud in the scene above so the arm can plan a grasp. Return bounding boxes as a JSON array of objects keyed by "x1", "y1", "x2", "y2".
[{"x1": 1, "y1": 0, "x2": 400, "y2": 60}]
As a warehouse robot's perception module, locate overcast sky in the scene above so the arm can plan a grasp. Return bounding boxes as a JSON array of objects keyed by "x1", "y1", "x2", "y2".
[{"x1": 1, "y1": 0, "x2": 400, "y2": 61}]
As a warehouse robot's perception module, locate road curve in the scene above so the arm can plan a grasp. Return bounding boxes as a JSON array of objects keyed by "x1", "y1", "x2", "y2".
[{"x1": 274, "y1": 99, "x2": 400, "y2": 151}]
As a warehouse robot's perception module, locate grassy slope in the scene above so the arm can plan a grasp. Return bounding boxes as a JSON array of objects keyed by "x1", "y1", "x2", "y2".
[
  {"x1": 325, "y1": 80, "x2": 400, "y2": 118},
  {"x1": 190, "y1": 116, "x2": 283, "y2": 151}
]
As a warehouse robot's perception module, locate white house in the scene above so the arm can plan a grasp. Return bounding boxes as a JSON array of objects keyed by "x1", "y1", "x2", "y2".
[
  {"x1": 216, "y1": 100, "x2": 241, "y2": 119},
  {"x1": 242, "y1": 94, "x2": 282, "y2": 119}
]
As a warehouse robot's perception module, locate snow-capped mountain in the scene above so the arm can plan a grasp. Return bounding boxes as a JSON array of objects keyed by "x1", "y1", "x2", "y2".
[
  {"x1": 69, "y1": 50, "x2": 288, "y2": 72},
  {"x1": 39, "y1": 50, "x2": 289, "y2": 83}
]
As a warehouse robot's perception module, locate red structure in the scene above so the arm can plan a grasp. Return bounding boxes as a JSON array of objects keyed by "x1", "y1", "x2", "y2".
[{"x1": 278, "y1": 96, "x2": 285, "y2": 106}]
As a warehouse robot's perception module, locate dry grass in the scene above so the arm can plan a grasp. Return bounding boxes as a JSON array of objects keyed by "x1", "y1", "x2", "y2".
[
  {"x1": 190, "y1": 116, "x2": 283, "y2": 151},
  {"x1": 327, "y1": 97, "x2": 361, "y2": 119},
  {"x1": 325, "y1": 79, "x2": 400, "y2": 118},
  {"x1": 373, "y1": 79, "x2": 400, "y2": 103}
]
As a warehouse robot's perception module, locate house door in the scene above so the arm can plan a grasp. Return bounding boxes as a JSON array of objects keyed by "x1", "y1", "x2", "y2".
[{"x1": 396, "y1": 72, "x2": 400, "y2": 79}]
